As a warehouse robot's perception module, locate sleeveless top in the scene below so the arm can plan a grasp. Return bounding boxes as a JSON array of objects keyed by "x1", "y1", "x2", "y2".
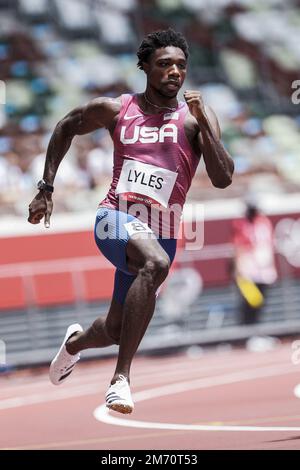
[{"x1": 100, "y1": 93, "x2": 200, "y2": 237}]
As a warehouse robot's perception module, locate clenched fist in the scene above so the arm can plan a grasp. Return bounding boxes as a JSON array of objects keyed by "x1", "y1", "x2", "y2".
[
  {"x1": 184, "y1": 90, "x2": 207, "y2": 122},
  {"x1": 28, "y1": 191, "x2": 53, "y2": 228}
]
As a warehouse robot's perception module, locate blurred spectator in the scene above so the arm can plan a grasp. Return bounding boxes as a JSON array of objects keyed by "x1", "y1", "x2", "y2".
[
  {"x1": 231, "y1": 198, "x2": 277, "y2": 324},
  {"x1": 0, "y1": 0, "x2": 300, "y2": 216}
]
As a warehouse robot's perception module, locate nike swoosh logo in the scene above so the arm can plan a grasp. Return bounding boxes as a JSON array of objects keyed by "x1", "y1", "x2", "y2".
[{"x1": 123, "y1": 113, "x2": 143, "y2": 120}]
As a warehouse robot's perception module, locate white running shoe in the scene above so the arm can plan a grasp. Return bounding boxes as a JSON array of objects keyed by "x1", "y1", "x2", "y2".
[
  {"x1": 105, "y1": 375, "x2": 134, "y2": 414},
  {"x1": 49, "y1": 323, "x2": 83, "y2": 385}
]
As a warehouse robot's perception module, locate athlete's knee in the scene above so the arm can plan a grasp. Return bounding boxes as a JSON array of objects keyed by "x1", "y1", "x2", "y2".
[{"x1": 141, "y1": 255, "x2": 170, "y2": 287}]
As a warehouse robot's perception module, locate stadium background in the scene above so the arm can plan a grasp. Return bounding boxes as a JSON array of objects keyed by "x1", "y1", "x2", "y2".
[{"x1": 0, "y1": 0, "x2": 300, "y2": 368}]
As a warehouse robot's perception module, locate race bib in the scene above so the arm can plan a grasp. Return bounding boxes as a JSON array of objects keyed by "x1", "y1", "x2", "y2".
[
  {"x1": 115, "y1": 159, "x2": 177, "y2": 208},
  {"x1": 124, "y1": 220, "x2": 153, "y2": 237}
]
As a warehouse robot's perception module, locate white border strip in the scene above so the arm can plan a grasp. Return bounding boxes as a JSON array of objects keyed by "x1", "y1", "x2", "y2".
[
  {"x1": 94, "y1": 364, "x2": 300, "y2": 432},
  {"x1": 2, "y1": 192, "x2": 300, "y2": 238}
]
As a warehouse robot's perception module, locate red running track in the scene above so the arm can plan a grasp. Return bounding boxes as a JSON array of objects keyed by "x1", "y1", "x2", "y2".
[{"x1": 1, "y1": 342, "x2": 300, "y2": 450}]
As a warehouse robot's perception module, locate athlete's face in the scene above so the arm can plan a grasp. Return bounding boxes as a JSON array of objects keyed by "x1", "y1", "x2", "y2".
[{"x1": 144, "y1": 46, "x2": 187, "y2": 97}]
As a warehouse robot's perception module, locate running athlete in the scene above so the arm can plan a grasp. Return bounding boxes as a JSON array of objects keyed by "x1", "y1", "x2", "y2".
[{"x1": 28, "y1": 29, "x2": 234, "y2": 414}]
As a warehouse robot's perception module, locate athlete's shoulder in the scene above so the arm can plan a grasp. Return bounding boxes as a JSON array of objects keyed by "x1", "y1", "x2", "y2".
[
  {"x1": 83, "y1": 95, "x2": 122, "y2": 129},
  {"x1": 89, "y1": 95, "x2": 122, "y2": 115}
]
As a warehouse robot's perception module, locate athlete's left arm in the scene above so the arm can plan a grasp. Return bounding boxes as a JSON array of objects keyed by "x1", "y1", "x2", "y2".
[{"x1": 184, "y1": 90, "x2": 234, "y2": 188}]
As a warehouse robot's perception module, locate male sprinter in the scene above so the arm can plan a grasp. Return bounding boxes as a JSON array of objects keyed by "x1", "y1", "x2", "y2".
[{"x1": 28, "y1": 29, "x2": 234, "y2": 414}]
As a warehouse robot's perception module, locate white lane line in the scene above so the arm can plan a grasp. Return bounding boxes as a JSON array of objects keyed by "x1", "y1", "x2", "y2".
[
  {"x1": 0, "y1": 351, "x2": 291, "y2": 397},
  {"x1": 0, "y1": 343, "x2": 290, "y2": 393},
  {"x1": 0, "y1": 356, "x2": 293, "y2": 408},
  {"x1": 0, "y1": 342, "x2": 291, "y2": 396},
  {"x1": 294, "y1": 384, "x2": 300, "y2": 398},
  {"x1": 0, "y1": 357, "x2": 207, "y2": 394},
  {"x1": 0, "y1": 361, "x2": 288, "y2": 411},
  {"x1": 0, "y1": 384, "x2": 100, "y2": 410},
  {"x1": 94, "y1": 363, "x2": 300, "y2": 432},
  {"x1": 0, "y1": 353, "x2": 295, "y2": 412}
]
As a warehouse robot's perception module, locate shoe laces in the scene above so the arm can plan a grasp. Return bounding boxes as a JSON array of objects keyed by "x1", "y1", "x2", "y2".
[{"x1": 113, "y1": 375, "x2": 128, "y2": 389}]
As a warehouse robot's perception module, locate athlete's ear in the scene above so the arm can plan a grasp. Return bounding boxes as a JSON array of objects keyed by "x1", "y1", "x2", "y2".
[{"x1": 142, "y1": 62, "x2": 149, "y2": 74}]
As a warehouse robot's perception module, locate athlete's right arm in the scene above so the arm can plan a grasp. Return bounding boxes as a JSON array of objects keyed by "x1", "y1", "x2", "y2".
[{"x1": 27, "y1": 97, "x2": 121, "y2": 227}]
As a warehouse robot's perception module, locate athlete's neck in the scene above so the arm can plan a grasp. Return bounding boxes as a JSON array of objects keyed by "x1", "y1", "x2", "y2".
[{"x1": 143, "y1": 89, "x2": 178, "y2": 113}]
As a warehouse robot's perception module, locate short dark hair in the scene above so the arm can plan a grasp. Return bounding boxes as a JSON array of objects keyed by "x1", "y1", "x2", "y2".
[{"x1": 137, "y1": 28, "x2": 189, "y2": 70}]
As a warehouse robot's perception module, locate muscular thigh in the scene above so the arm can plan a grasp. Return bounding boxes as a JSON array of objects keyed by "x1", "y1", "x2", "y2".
[
  {"x1": 126, "y1": 234, "x2": 171, "y2": 274},
  {"x1": 111, "y1": 238, "x2": 177, "y2": 304}
]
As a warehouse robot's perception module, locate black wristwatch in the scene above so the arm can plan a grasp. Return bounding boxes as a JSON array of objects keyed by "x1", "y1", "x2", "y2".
[{"x1": 37, "y1": 179, "x2": 54, "y2": 193}]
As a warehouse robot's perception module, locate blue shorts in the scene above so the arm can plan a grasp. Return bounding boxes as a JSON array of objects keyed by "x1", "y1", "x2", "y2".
[{"x1": 94, "y1": 207, "x2": 177, "y2": 305}]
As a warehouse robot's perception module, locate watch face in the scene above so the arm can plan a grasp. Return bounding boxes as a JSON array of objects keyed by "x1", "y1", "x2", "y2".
[{"x1": 37, "y1": 180, "x2": 44, "y2": 190}]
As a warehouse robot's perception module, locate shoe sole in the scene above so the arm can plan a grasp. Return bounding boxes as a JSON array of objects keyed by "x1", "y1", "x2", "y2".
[
  {"x1": 49, "y1": 323, "x2": 83, "y2": 385},
  {"x1": 106, "y1": 403, "x2": 133, "y2": 414}
]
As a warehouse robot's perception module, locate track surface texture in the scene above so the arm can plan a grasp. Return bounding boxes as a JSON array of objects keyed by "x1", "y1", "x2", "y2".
[{"x1": 1, "y1": 342, "x2": 300, "y2": 450}]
